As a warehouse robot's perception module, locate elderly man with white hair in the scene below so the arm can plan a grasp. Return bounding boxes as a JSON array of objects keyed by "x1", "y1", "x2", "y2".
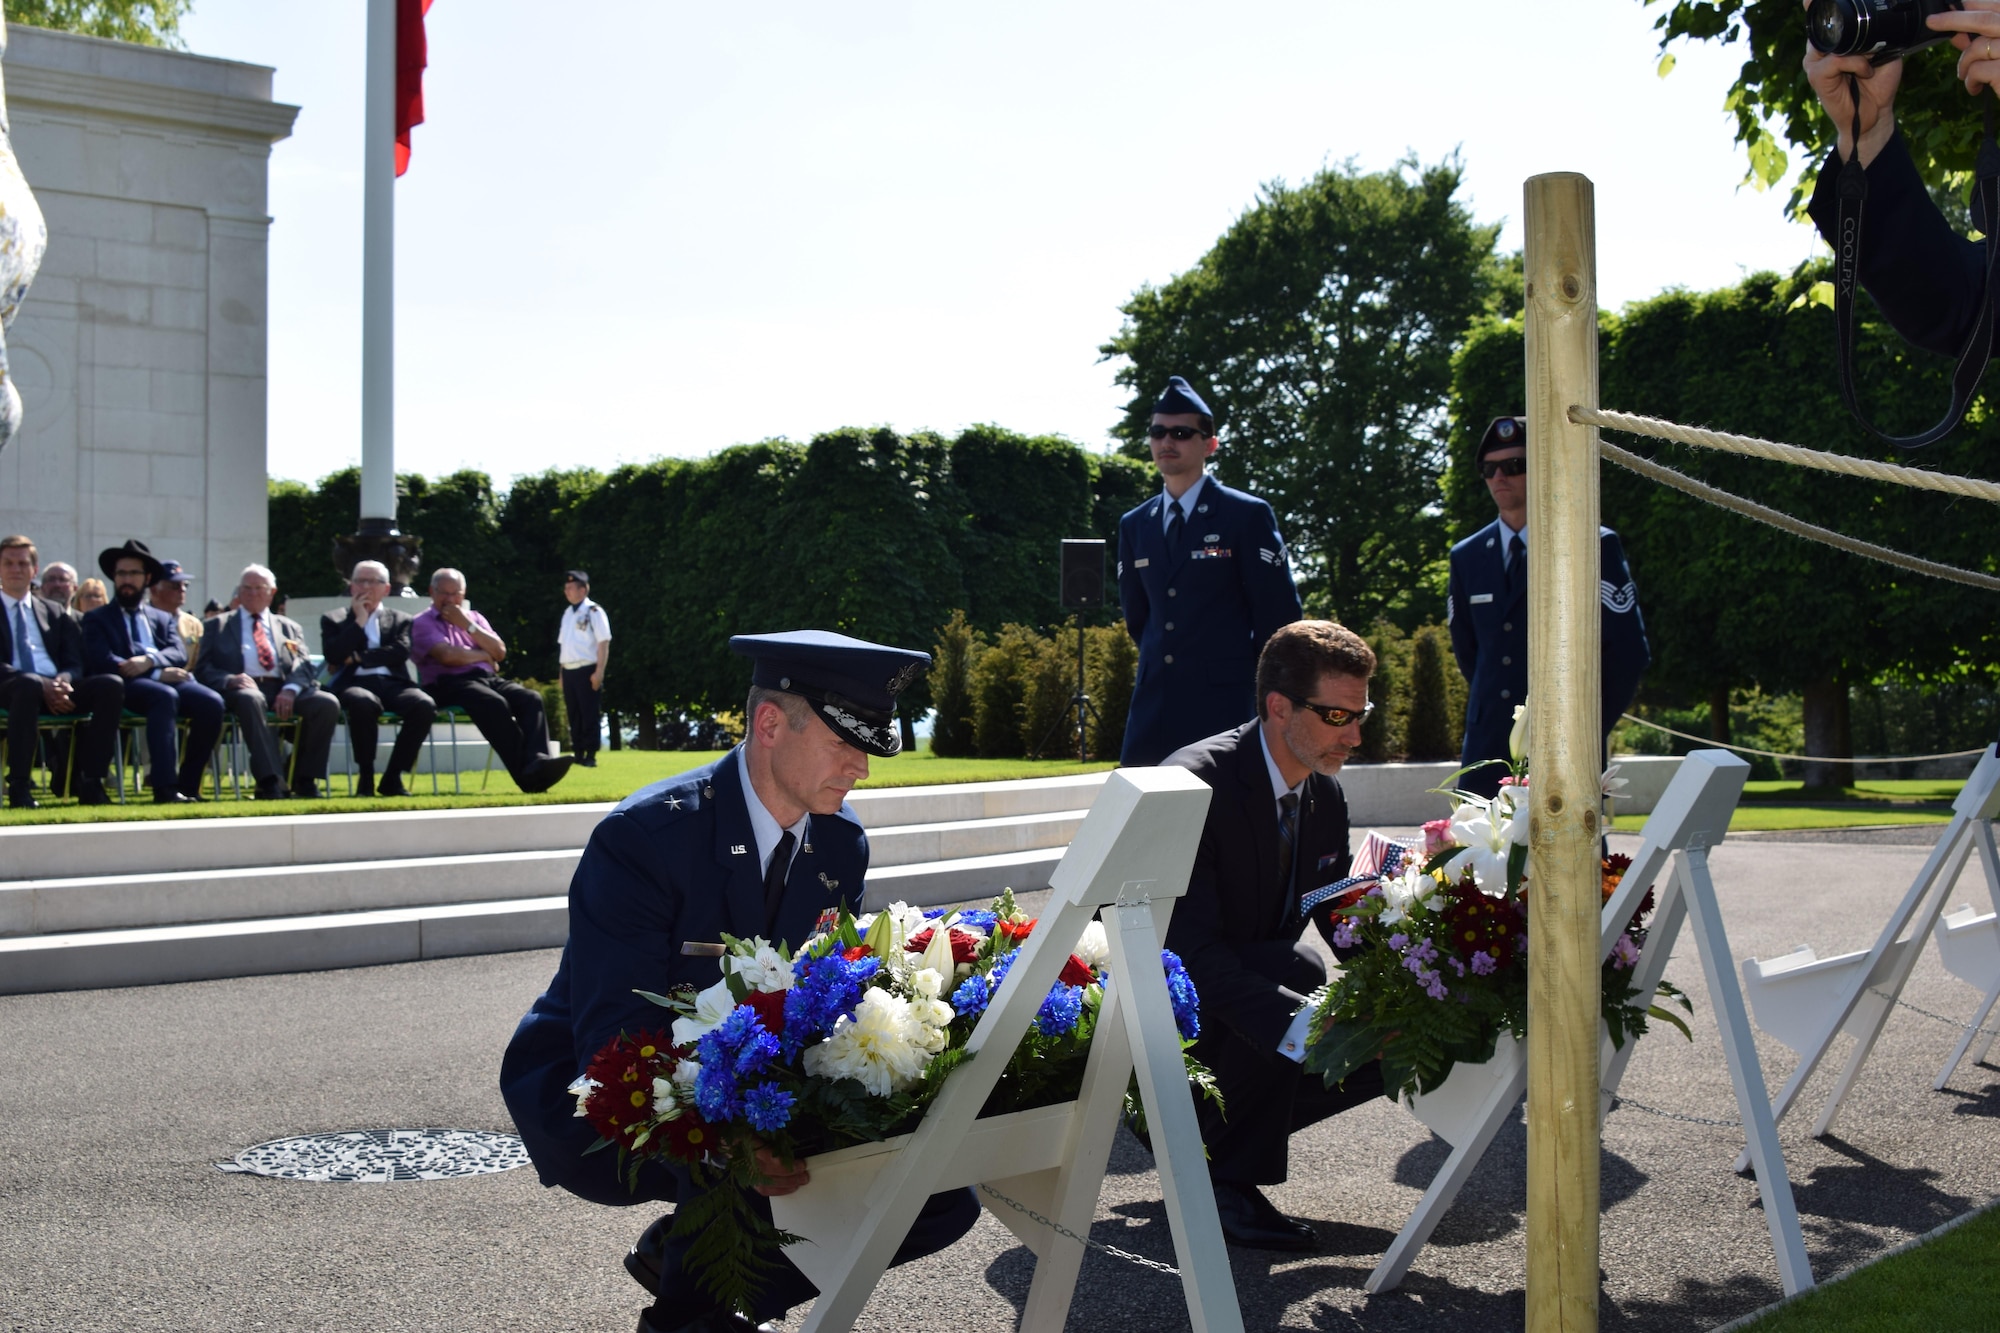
[
  {"x1": 198, "y1": 563, "x2": 339, "y2": 799},
  {"x1": 411, "y1": 567, "x2": 571, "y2": 794},
  {"x1": 35, "y1": 560, "x2": 77, "y2": 608},
  {"x1": 320, "y1": 559, "x2": 434, "y2": 797}
]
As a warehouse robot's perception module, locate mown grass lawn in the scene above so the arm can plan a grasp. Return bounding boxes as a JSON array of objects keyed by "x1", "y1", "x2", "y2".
[
  {"x1": 0, "y1": 746, "x2": 1118, "y2": 826},
  {"x1": 1734, "y1": 1205, "x2": 1999, "y2": 1331}
]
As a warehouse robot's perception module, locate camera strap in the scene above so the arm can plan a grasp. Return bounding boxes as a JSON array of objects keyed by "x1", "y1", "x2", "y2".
[{"x1": 1833, "y1": 74, "x2": 2000, "y2": 448}]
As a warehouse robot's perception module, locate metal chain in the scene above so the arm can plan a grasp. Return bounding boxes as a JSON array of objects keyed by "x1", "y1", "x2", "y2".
[
  {"x1": 976, "y1": 1183, "x2": 1181, "y2": 1276},
  {"x1": 1607, "y1": 987, "x2": 1999, "y2": 1131}
]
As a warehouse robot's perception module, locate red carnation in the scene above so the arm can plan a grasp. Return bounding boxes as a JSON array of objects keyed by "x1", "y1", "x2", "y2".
[
  {"x1": 1058, "y1": 954, "x2": 1096, "y2": 988},
  {"x1": 581, "y1": 1030, "x2": 674, "y2": 1141},
  {"x1": 745, "y1": 988, "x2": 786, "y2": 1035}
]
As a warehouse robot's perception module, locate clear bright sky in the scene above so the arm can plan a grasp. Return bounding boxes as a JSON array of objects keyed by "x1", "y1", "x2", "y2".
[{"x1": 171, "y1": 0, "x2": 1831, "y2": 488}]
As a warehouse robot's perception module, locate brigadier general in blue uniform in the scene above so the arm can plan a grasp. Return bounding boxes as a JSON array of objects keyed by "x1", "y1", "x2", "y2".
[
  {"x1": 1117, "y1": 376, "x2": 1302, "y2": 766},
  {"x1": 1448, "y1": 416, "x2": 1650, "y2": 798},
  {"x1": 499, "y1": 630, "x2": 978, "y2": 1333}
]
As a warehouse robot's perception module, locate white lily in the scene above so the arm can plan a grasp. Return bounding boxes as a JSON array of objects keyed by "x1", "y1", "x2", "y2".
[
  {"x1": 1073, "y1": 920, "x2": 1110, "y2": 971},
  {"x1": 670, "y1": 977, "x2": 737, "y2": 1047},
  {"x1": 1443, "y1": 787, "x2": 1528, "y2": 897},
  {"x1": 919, "y1": 913, "x2": 961, "y2": 977},
  {"x1": 726, "y1": 939, "x2": 796, "y2": 994},
  {"x1": 1601, "y1": 764, "x2": 1630, "y2": 800},
  {"x1": 1378, "y1": 862, "x2": 1439, "y2": 927},
  {"x1": 1509, "y1": 700, "x2": 1532, "y2": 763}
]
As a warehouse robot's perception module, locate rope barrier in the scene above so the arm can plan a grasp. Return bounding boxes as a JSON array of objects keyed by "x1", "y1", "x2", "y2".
[
  {"x1": 1618, "y1": 713, "x2": 1990, "y2": 765},
  {"x1": 1598, "y1": 440, "x2": 2000, "y2": 592},
  {"x1": 1573, "y1": 405, "x2": 2000, "y2": 505}
]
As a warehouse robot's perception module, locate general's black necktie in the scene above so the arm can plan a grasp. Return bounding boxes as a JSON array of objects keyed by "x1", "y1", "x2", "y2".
[
  {"x1": 1276, "y1": 791, "x2": 1300, "y2": 900},
  {"x1": 1507, "y1": 533, "x2": 1527, "y2": 600},
  {"x1": 1166, "y1": 498, "x2": 1185, "y2": 550},
  {"x1": 762, "y1": 830, "x2": 796, "y2": 931}
]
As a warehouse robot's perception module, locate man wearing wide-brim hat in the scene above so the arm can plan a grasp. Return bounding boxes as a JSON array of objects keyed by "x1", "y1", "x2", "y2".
[
  {"x1": 78, "y1": 539, "x2": 223, "y2": 804},
  {"x1": 1446, "y1": 415, "x2": 1650, "y2": 796},
  {"x1": 500, "y1": 630, "x2": 979, "y2": 1333}
]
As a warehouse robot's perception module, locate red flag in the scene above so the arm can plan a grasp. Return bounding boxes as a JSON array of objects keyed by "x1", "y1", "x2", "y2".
[{"x1": 393, "y1": 0, "x2": 433, "y2": 177}]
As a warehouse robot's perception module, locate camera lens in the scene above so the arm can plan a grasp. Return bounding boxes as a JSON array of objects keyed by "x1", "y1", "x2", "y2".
[{"x1": 1808, "y1": 0, "x2": 1861, "y2": 55}]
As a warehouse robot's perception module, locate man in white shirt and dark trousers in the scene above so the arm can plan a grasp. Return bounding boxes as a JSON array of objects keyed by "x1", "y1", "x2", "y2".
[
  {"x1": 197, "y1": 564, "x2": 340, "y2": 799},
  {"x1": 557, "y1": 570, "x2": 610, "y2": 767},
  {"x1": 321, "y1": 560, "x2": 435, "y2": 798}
]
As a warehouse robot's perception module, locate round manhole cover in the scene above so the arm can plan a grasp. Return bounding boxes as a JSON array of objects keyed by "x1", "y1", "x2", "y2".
[{"x1": 215, "y1": 1128, "x2": 529, "y2": 1182}]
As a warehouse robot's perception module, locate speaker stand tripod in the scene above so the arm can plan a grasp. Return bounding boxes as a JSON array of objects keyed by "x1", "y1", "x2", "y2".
[{"x1": 1034, "y1": 619, "x2": 1100, "y2": 762}]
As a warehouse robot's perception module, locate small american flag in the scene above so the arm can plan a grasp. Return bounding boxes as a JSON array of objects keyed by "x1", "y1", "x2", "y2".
[{"x1": 1299, "y1": 830, "x2": 1416, "y2": 916}]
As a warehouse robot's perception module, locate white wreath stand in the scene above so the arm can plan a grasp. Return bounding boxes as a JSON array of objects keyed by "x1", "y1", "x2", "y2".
[
  {"x1": 1738, "y1": 745, "x2": 2000, "y2": 1164},
  {"x1": 772, "y1": 766, "x2": 1245, "y2": 1333},
  {"x1": 1366, "y1": 750, "x2": 1815, "y2": 1297}
]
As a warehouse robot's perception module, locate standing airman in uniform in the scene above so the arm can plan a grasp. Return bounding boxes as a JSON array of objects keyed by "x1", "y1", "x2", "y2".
[
  {"x1": 1447, "y1": 415, "x2": 1650, "y2": 797},
  {"x1": 1117, "y1": 376, "x2": 1302, "y2": 766}
]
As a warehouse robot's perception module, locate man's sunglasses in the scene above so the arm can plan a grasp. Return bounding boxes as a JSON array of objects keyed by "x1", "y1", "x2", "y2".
[
  {"x1": 1479, "y1": 456, "x2": 1527, "y2": 480},
  {"x1": 1284, "y1": 693, "x2": 1374, "y2": 728},
  {"x1": 1147, "y1": 424, "x2": 1208, "y2": 441}
]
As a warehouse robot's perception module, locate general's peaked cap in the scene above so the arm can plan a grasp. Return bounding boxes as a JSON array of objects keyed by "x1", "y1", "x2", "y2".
[{"x1": 729, "y1": 629, "x2": 930, "y2": 758}]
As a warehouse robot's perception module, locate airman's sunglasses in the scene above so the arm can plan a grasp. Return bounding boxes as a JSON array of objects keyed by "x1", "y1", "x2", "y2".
[
  {"x1": 1147, "y1": 425, "x2": 1207, "y2": 441},
  {"x1": 1479, "y1": 457, "x2": 1527, "y2": 480}
]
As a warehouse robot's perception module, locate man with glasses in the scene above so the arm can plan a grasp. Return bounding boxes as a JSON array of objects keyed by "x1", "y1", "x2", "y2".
[
  {"x1": 1160, "y1": 620, "x2": 1386, "y2": 1251},
  {"x1": 35, "y1": 560, "x2": 77, "y2": 609},
  {"x1": 1448, "y1": 415, "x2": 1649, "y2": 798},
  {"x1": 198, "y1": 564, "x2": 340, "y2": 799},
  {"x1": 322, "y1": 560, "x2": 434, "y2": 797},
  {"x1": 1, "y1": 535, "x2": 122, "y2": 807},
  {"x1": 1117, "y1": 376, "x2": 1302, "y2": 765}
]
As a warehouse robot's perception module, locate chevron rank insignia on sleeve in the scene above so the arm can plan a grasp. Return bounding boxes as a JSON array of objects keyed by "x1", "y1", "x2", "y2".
[{"x1": 1600, "y1": 580, "x2": 1639, "y2": 613}]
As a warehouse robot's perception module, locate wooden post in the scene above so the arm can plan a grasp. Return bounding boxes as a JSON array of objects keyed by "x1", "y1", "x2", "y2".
[{"x1": 1522, "y1": 172, "x2": 1603, "y2": 1333}]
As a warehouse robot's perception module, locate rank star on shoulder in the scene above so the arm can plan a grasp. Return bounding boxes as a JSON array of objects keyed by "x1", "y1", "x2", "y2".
[{"x1": 663, "y1": 793, "x2": 683, "y2": 811}]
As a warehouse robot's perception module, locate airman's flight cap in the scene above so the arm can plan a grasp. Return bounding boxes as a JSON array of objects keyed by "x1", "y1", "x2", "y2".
[
  {"x1": 1153, "y1": 375, "x2": 1213, "y2": 420},
  {"x1": 1475, "y1": 415, "x2": 1527, "y2": 464},
  {"x1": 729, "y1": 629, "x2": 931, "y2": 758}
]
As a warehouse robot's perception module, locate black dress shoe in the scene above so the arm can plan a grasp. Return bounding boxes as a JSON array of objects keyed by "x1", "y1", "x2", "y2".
[
  {"x1": 294, "y1": 781, "x2": 324, "y2": 799},
  {"x1": 354, "y1": 772, "x2": 376, "y2": 798},
  {"x1": 636, "y1": 1308, "x2": 777, "y2": 1333},
  {"x1": 8, "y1": 790, "x2": 40, "y2": 810},
  {"x1": 1211, "y1": 1180, "x2": 1318, "y2": 1251},
  {"x1": 625, "y1": 1214, "x2": 670, "y2": 1294},
  {"x1": 153, "y1": 789, "x2": 193, "y2": 805},
  {"x1": 379, "y1": 772, "x2": 409, "y2": 797},
  {"x1": 254, "y1": 776, "x2": 289, "y2": 801},
  {"x1": 518, "y1": 754, "x2": 575, "y2": 794},
  {"x1": 576, "y1": 753, "x2": 597, "y2": 767},
  {"x1": 75, "y1": 780, "x2": 112, "y2": 807}
]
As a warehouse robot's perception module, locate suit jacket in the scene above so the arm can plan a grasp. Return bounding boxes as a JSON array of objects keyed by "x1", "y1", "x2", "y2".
[
  {"x1": 196, "y1": 609, "x2": 318, "y2": 695},
  {"x1": 1161, "y1": 721, "x2": 1351, "y2": 1053},
  {"x1": 1, "y1": 593, "x2": 85, "y2": 680},
  {"x1": 81, "y1": 601, "x2": 188, "y2": 677},
  {"x1": 320, "y1": 605, "x2": 416, "y2": 691},
  {"x1": 498, "y1": 748, "x2": 870, "y2": 1202},
  {"x1": 1446, "y1": 519, "x2": 1649, "y2": 773},
  {"x1": 1808, "y1": 129, "x2": 1992, "y2": 362},
  {"x1": 1117, "y1": 479, "x2": 1303, "y2": 766}
]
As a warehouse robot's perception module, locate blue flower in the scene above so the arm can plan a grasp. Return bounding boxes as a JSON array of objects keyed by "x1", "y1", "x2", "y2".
[
  {"x1": 951, "y1": 972, "x2": 991, "y2": 1018},
  {"x1": 955, "y1": 910, "x2": 998, "y2": 933},
  {"x1": 1161, "y1": 949, "x2": 1201, "y2": 1042},
  {"x1": 693, "y1": 1008, "x2": 781, "y2": 1119},
  {"x1": 742, "y1": 1084, "x2": 795, "y2": 1134},
  {"x1": 1036, "y1": 983, "x2": 1084, "y2": 1036},
  {"x1": 782, "y1": 952, "x2": 879, "y2": 1059}
]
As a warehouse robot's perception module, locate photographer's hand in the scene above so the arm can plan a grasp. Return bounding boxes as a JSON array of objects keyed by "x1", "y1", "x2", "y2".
[
  {"x1": 1804, "y1": 0, "x2": 1902, "y2": 167},
  {"x1": 1927, "y1": 2, "x2": 2000, "y2": 95}
]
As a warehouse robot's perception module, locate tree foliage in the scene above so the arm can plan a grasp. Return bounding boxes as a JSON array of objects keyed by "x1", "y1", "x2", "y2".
[
  {"x1": 1102, "y1": 154, "x2": 1508, "y2": 631},
  {"x1": 10, "y1": 0, "x2": 189, "y2": 47},
  {"x1": 1645, "y1": 0, "x2": 1992, "y2": 205}
]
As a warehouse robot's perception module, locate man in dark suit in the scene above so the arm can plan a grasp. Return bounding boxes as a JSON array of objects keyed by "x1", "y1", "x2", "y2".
[
  {"x1": 0, "y1": 534, "x2": 121, "y2": 807},
  {"x1": 321, "y1": 559, "x2": 434, "y2": 798},
  {"x1": 198, "y1": 563, "x2": 339, "y2": 800},
  {"x1": 1117, "y1": 375, "x2": 1302, "y2": 766},
  {"x1": 500, "y1": 631, "x2": 976, "y2": 1333},
  {"x1": 1162, "y1": 619, "x2": 1386, "y2": 1251},
  {"x1": 79, "y1": 539, "x2": 222, "y2": 804},
  {"x1": 1447, "y1": 416, "x2": 1650, "y2": 798}
]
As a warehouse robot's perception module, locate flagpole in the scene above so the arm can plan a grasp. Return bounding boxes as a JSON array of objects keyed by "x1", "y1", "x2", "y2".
[{"x1": 340, "y1": 0, "x2": 422, "y2": 593}]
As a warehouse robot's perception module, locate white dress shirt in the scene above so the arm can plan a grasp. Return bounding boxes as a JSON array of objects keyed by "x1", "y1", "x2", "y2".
[
  {"x1": 558, "y1": 598, "x2": 612, "y2": 670},
  {"x1": 1161, "y1": 473, "x2": 1208, "y2": 535},
  {"x1": 237, "y1": 610, "x2": 299, "y2": 694},
  {"x1": 737, "y1": 748, "x2": 809, "y2": 886},
  {"x1": 1260, "y1": 725, "x2": 1317, "y2": 1064},
  {"x1": 2, "y1": 589, "x2": 57, "y2": 677},
  {"x1": 356, "y1": 607, "x2": 391, "y2": 677}
]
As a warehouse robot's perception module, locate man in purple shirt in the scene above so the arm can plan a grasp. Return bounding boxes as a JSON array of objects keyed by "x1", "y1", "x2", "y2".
[{"x1": 411, "y1": 567, "x2": 572, "y2": 794}]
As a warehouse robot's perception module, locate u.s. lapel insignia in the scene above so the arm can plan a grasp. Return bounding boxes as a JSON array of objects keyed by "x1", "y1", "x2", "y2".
[
  {"x1": 818, "y1": 872, "x2": 840, "y2": 893},
  {"x1": 730, "y1": 844, "x2": 747, "y2": 855}
]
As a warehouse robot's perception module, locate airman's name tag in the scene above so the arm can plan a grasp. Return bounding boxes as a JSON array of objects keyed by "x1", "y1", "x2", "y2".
[
  {"x1": 1470, "y1": 593, "x2": 1494, "y2": 604},
  {"x1": 680, "y1": 941, "x2": 726, "y2": 957},
  {"x1": 1134, "y1": 558, "x2": 1150, "y2": 568}
]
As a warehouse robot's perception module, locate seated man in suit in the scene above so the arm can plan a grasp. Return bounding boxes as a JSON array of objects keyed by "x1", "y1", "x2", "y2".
[
  {"x1": 1161, "y1": 618, "x2": 1386, "y2": 1251},
  {"x1": 500, "y1": 630, "x2": 977, "y2": 1333},
  {"x1": 321, "y1": 560, "x2": 434, "y2": 797},
  {"x1": 80, "y1": 540, "x2": 222, "y2": 805},
  {"x1": 34, "y1": 560, "x2": 76, "y2": 608},
  {"x1": 411, "y1": 567, "x2": 571, "y2": 794},
  {"x1": 0, "y1": 534, "x2": 122, "y2": 807},
  {"x1": 197, "y1": 564, "x2": 339, "y2": 800}
]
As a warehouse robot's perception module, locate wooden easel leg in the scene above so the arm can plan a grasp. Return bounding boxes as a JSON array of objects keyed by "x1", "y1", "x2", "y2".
[
  {"x1": 1679, "y1": 849, "x2": 1814, "y2": 1295},
  {"x1": 1365, "y1": 1062, "x2": 1528, "y2": 1294}
]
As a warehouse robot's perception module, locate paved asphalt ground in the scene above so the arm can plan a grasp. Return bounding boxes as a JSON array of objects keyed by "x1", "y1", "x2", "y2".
[{"x1": 4, "y1": 825, "x2": 1997, "y2": 1333}]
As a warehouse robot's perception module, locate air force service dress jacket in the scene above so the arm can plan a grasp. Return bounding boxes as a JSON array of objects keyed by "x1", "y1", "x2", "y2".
[
  {"x1": 1447, "y1": 520, "x2": 1649, "y2": 789},
  {"x1": 1117, "y1": 482, "x2": 1302, "y2": 766},
  {"x1": 499, "y1": 747, "x2": 868, "y2": 1206}
]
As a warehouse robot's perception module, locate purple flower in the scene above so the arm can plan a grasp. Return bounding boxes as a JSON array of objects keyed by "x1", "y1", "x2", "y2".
[
  {"x1": 1611, "y1": 934, "x2": 1641, "y2": 970},
  {"x1": 1387, "y1": 933, "x2": 1410, "y2": 952},
  {"x1": 1469, "y1": 950, "x2": 1497, "y2": 976},
  {"x1": 1448, "y1": 956, "x2": 1467, "y2": 977},
  {"x1": 1331, "y1": 918, "x2": 1358, "y2": 950}
]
